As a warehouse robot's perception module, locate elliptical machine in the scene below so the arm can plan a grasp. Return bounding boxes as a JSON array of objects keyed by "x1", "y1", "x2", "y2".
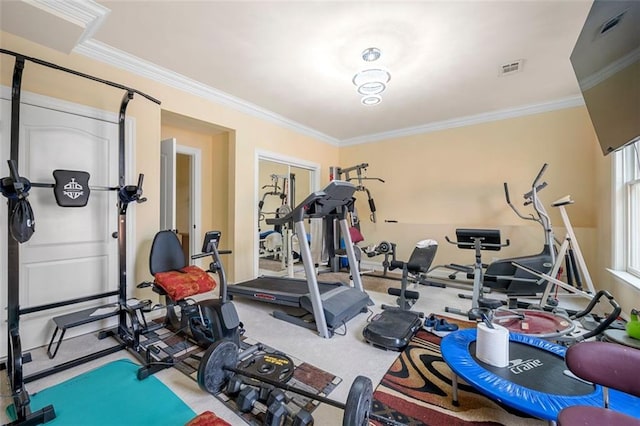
[
  {"x1": 483, "y1": 163, "x2": 556, "y2": 295},
  {"x1": 444, "y1": 229, "x2": 510, "y2": 320}
]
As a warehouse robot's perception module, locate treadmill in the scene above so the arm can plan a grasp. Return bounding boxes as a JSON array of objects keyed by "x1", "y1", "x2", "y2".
[{"x1": 230, "y1": 180, "x2": 371, "y2": 338}]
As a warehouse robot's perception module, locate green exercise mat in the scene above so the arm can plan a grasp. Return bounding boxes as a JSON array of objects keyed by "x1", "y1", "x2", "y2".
[{"x1": 9, "y1": 359, "x2": 196, "y2": 425}]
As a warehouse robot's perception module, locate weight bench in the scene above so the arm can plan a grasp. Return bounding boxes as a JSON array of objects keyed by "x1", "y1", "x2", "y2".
[
  {"x1": 47, "y1": 300, "x2": 149, "y2": 359},
  {"x1": 363, "y1": 240, "x2": 438, "y2": 351}
]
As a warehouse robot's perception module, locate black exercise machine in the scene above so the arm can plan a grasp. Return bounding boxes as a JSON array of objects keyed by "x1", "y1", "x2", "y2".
[
  {"x1": 229, "y1": 180, "x2": 371, "y2": 338},
  {"x1": 0, "y1": 49, "x2": 160, "y2": 426},
  {"x1": 330, "y1": 163, "x2": 384, "y2": 223},
  {"x1": 363, "y1": 240, "x2": 438, "y2": 351},
  {"x1": 363, "y1": 239, "x2": 445, "y2": 288},
  {"x1": 442, "y1": 164, "x2": 557, "y2": 296},
  {"x1": 363, "y1": 240, "x2": 397, "y2": 276},
  {"x1": 136, "y1": 230, "x2": 243, "y2": 379},
  {"x1": 444, "y1": 229, "x2": 509, "y2": 320},
  {"x1": 143, "y1": 231, "x2": 241, "y2": 345},
  {"x1": 483, "y1": 164, "x2": 556, "y2": 294}
]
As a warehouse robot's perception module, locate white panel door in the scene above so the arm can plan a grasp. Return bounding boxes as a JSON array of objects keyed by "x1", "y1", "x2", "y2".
[
  {"x1": 160, "y1": 138, "x2": 176, "y2": 231},
  {"x1": 0, "y1": 99, "x2": 119, "y2": 353}
]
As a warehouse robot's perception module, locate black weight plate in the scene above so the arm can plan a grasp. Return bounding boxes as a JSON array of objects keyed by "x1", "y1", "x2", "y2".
[
  {"x1": 197, "y1": 339, "x2": 239, "y2": 394},
  {"x1": 343, "y1": 375, "x2": 373, "y2": 426},
  {"x1": 242, "y1": 352, "x2": 294, "y2": 383}
]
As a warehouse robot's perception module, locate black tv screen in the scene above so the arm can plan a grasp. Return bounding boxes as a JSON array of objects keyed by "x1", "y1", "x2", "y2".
[{"x1": 570, "y1": 0, "x2": 640, "y2": 156}]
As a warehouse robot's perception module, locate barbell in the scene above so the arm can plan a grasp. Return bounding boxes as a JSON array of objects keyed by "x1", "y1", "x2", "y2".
[{"x1": 196, "y1": 340, "x2": 404, "y2": 426}]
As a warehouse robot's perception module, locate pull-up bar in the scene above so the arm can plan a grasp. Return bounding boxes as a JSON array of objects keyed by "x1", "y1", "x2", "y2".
[
  {"x1": 2, "y1": 48, "x2": 160, "y2": 426},
  {"x1": 0, "y1": 49, "x2": 161, "y2": 105}
]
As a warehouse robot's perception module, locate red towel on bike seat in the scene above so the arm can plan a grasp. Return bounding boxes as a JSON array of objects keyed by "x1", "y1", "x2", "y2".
[{"x1": 154, "y1": 265, "x2": 216, "y2": 301}]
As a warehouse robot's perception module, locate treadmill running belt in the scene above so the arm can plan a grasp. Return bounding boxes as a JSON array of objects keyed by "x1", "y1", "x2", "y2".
[{"x1": 229, "y1": 277, "x2": 343, "y2": 307}]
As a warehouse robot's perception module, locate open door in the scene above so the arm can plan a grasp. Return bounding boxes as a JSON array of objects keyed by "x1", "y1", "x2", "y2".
[{"x1": 160, "y1": 138, "x2": 176, "y2": 230}]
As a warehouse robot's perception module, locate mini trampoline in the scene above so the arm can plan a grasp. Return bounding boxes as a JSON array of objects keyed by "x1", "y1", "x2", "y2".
[{"x1": 441, "y1": 329, "x2": 640, "y2": 421}]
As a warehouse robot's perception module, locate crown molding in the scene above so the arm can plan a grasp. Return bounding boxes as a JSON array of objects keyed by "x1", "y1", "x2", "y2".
[
  {"x1": 26, "y1": 0, "x2": 110, "y2": 45},
  {"x1": 73, "y1": 39, "x2": 340, "y2": 146},
  {"x1": 37, "y1": 0, "x2": 586, "y2": 148},
  {"x1": 340, "y1": 96, "x2": 585, "y2": 146}
]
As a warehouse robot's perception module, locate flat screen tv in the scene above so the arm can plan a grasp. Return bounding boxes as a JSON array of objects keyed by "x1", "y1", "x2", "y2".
[{"x1": 570, "y1": 0, "x2": 639, "y2": 156}]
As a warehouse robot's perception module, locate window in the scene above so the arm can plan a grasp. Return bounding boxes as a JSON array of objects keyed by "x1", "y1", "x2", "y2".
[{"x1": 613, "y1": 140, "x2": 640, "y2": 284}]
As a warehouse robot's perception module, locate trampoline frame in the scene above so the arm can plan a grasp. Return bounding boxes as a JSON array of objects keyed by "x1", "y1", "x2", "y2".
[{"x1": 441, "y1": 329, "x2": 640, "y2": 421}]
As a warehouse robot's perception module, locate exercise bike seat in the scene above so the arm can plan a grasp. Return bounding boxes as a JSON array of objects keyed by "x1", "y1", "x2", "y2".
[{"x1": 150, "y1": 230, "x2": 217, "y2": 301}]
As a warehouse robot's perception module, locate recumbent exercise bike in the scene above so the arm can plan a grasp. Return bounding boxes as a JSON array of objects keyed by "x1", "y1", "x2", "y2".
[{"x1": 139, "y1": 230, "x2": 243, "y2": 348}]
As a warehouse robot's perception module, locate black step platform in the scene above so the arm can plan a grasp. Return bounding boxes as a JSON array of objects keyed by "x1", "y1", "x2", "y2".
[{"x1": 363, "y1": 310, "x2": 423, "y2": 351}]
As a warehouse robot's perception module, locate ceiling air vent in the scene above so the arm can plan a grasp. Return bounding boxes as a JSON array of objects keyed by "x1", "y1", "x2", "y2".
[
  {"x1": 499, "y1": 59, "x2": 524, "y2": 76},
  {"x1": 599, "y1": 11, "x2": 626, "y2": 36}
]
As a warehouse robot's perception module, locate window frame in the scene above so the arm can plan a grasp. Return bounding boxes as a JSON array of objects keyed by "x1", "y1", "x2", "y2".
[{"x1": 612, "y1": 140, "x2": 640, "y2": 286}]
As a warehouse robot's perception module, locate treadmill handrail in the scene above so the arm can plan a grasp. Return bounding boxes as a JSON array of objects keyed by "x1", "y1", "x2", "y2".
[{"x1": 267, "y1": 180, "x2": 356, "y2": 226}]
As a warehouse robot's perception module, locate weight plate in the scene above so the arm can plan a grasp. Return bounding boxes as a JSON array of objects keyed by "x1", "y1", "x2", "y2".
[
  {"x1": 8, "y1": 330, "x2": 23, "y2": 392},
  {"x1": 197, "y1": 339, "x2": 239, "y2": 394},
  {"x1": 241, "y1": 352, "x2": 294, "y2": 383},
  {"x1": 343, "y1": 375, "x2": 373, "y2": 426},
  {"x1": 378, "y1": 241, "x2": 391, "y2": 253}
]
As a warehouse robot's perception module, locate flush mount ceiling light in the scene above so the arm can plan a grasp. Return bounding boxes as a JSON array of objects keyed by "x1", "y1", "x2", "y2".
[
  {"x1": 352, "y1": 47, "x2": 391, "y2": 106},
  {"x1": 361, "y1": 95, "x2": 381, "y2": 106},
  {"x1": 352, "y1": 69, "x2": 391, "y2": 95},
  {"x1": 361, "y1": 47, "x2": 381, "y2": 62}
]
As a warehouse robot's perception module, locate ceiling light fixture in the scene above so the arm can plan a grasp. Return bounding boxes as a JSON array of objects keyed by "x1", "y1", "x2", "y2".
[
  {"x1": 361, "y1": 95, "x2": 381, "y2": 106},
  {"x1": 361, "y1": 47, "x2": 381, "y2": 62},
  {"x1": 353, "y1": 69, "x2": 390, "y2": 95},
  {"x1": 353, "y1": 47, "x2": 390, "y2": 106}
]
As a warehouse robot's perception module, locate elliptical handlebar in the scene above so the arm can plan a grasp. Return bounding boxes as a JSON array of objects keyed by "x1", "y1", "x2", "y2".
[
  {"x1": 503, "y1": 164, "x2": 551, "y2": 224},
  {"x1": 506, "y1": 163, "x2": 556, "y2": 267},
  {"x1": 504, "y1": 181, "x2": 538, "y2": 223},
  {"x1": 532, "y1": 163, "x2": 548, "y2": 188},
  {"x1": 523, "y1": 182, "x2": 548, "y2": 206},
  {"x1": 503, "y1": 182, "x2": 511, "y2": 205}
]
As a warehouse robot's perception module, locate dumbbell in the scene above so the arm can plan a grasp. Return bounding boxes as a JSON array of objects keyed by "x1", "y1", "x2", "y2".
[
  {"x1": 236, "y1": 386, "x2": 294, "y2": 426},
  {"x1": 198, "y1": 340, "x2": 405, "y2": 426},
  {"x1": 263, "y1": 389, "x2": 314, "y2": 426}
]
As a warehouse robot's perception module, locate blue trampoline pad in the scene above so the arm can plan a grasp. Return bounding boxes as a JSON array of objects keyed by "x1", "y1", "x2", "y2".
[{"x1": 441, "y1": 329, "x2": 640, "y2": 421}]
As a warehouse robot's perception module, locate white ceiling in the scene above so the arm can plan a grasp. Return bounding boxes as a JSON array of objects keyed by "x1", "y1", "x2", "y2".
[{"x1": 0, "y1": 0, "x2": 597, "y2": 145}]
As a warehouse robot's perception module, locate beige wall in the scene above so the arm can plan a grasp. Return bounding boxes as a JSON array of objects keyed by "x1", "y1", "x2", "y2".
[
  {"x1": 342, "y1": 106, "x2": 638, "y2": 313},
  {"x1": 2, "y1": 31, "x2": 637, "y2": 312},
  {"x1": 341, "y1": 107, "x2": 599, "y2": 268}
]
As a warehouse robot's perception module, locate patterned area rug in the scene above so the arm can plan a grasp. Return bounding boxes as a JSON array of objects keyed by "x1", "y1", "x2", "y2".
[
  {"x1": 139, "y1": 327, "x2": 341, "y2": 425},
  {"x1": 371, "y1": 318, "x2": 545, "y2": 426}
]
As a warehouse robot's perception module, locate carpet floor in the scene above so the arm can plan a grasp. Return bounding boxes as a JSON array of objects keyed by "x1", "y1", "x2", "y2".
[
  {"x1": 138, "y1": 326, "x2": 341, "y2": 425},
  {"x1": 371, "y1": 320, "x2": 545, "y2": 426}
]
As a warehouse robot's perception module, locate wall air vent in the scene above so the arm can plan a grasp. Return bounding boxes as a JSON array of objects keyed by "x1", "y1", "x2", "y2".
[{"x1": 499, "y1": 59, "x2": 524, "y2": 76}]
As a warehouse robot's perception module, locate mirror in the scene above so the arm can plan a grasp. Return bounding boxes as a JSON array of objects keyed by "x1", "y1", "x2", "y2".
[{"x1": 257, "y1": 158, "x2": 315, "y2": 276}]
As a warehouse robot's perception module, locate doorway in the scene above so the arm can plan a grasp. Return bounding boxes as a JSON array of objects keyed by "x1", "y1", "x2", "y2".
[
  {"x1": 160, "y1": 138, "x2": 202, "y2": 263},
  {"x1": 255, "y1": 151, "x2": 320, "y2": 276}
]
